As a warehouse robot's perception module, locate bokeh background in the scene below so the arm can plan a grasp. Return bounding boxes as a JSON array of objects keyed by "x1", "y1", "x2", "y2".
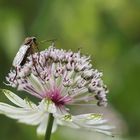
[{"x1": 0, "y1": 0, "x2": 140, "y2": 140}]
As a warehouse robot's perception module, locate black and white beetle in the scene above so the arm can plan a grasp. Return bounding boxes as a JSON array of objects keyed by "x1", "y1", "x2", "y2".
[
  {"x1": 12, "y1": 37, "x2": 41, "y2": 81},
  {"x1": 12, "y1": 37, "x2": 56, "y2": 81},
  {"x1": 12, "y1": 37, "x2": 38, "y2": 67}
]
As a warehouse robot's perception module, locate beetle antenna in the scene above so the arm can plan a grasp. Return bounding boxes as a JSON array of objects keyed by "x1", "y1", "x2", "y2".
[{"x1": 39, "y1": 38, "x2": 57, "y2": 44}]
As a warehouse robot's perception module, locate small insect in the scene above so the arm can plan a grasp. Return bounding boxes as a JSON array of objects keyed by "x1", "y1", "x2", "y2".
[
  {"x1": 12, "y1": 37, "x2": 56, "y2": 82},
  {"x1": 12, "y1": 37, "x2": 41, "y2": 81},
  {"x1": 12, "y1": 37, "x2": 38, "y2": 67}
]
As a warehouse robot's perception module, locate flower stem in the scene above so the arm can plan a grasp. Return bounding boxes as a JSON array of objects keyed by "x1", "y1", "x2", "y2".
[{"x1": 45, "y1": 113, "x2": 54, "y2": 140}]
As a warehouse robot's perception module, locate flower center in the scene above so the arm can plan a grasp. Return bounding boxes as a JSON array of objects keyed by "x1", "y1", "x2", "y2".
[{"x1": 47, "y1": 88, "x2": 71, "y2": 107}]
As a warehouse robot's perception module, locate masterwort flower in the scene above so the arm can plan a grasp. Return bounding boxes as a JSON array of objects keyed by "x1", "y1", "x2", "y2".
[{"x1": 0, "y1": 43, "x2": 114, "y2": 137}]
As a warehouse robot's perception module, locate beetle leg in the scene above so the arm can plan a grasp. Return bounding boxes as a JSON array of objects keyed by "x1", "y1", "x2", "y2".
[
  {"x1": 31, "y1": 54, "x2": 44, "y2": 81},
  {"x1": 12, "y1": 67, "x2": 18, "y2": 82},
  {"x1": 36, "y1": 46, "x2": 44, "y2": 70}
]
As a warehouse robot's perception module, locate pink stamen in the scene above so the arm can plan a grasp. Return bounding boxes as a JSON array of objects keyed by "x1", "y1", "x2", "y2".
[{"x1": 46, "y1": 88, "x2": 72, "y2": 107}]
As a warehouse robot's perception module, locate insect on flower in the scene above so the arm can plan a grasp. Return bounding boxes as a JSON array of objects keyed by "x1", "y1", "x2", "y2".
[
  {"x1": 12, "y1": 37, "x2": 43, "y2": 81},
  {"x1": 2, "y1": 42, "x2": 115, "y2": 137},
  {"x1": 12, "y1": 37, "x2": 38, "y2": 67},
  {"x1": 12, "y1": 37, "x2": 57, "y2": 82}
]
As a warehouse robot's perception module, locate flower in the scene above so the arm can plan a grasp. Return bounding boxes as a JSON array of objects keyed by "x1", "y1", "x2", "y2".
[{"x1": 0, "y1": 44, "x2": 113, "y2": 136}]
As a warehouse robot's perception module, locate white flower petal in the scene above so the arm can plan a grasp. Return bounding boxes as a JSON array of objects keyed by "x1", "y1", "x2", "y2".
[
  {"x1": 39, "y1": 99, "x2": 56, "y2": 113},
  {"x1": 91, "y1": 125, "x2": 115, "y2": 130},
  {"x1": 2, "y1": 89, "x2": 27, "y2": 108},
  {"x1": 0, "y1": 93, "x2": 47, "y2": 126},
  {"x1": 74, "y1": 113, "x2": 102, "y2": 120},
  {"x1": 95, "y1": 129, "x2": 113, "y2": 136},
  {"x1": 28, "y1": 74, "x2": 46, "y2": 95},
  {"x1": 72, "y1": 113, "x2": 114, "y2": 136},
  {"x1": 85, "y1": 119, "x2": 108, "y2": 125},
  {"x1": 37, "y1": 116, "x2": 48, "y2": 135},
  {"x1": 2, "y1": 89, "x2": 37, "y2": 109},
  {"x1": 55, "y1": 114, "x2": 80, "y2": 129},
  {"x1": 0, "y1": 102, "x2": 29, "y2": 114},
  {"x1": 37, "y1": 116, "x2": 57, "y2": 135},
  {"x1": 18, "y1": 111, "x2": 46, "y2": 125},
  {"x1": 52, "y1": 120, "x2": 58, "y2": 133},
  {"x1": 0, "y1": 103, "x2": 41, "y2": 125},
  {"x1": 54, "y1": 113, "x2": 114, "y2": 136}
]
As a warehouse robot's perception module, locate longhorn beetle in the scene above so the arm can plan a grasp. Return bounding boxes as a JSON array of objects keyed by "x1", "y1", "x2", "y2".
[
  {"x1": 12, "y1": 37, "x2": 38, "y2": 67},
  {"x1": 12, "y1": 37, "x2": 41, "y2": 81}
]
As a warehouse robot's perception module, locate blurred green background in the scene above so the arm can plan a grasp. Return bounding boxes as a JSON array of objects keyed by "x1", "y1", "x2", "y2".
[{"x1": 0, "y1": 0, "x2": 140, "y2": 140}]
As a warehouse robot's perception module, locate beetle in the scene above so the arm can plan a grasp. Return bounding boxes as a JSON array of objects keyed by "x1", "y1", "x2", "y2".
[
  {"x1": 12, "y1": 37, "x2": 38, "y2": 67},
  {"x1": 12, "y1": 37, "x2": 41, "y2": 81}
]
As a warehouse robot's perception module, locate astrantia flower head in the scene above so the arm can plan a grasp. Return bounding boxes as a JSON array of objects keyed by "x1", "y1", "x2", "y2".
[
  {"x1": 0, "y1": 43, "x2": 113, "y2": 138},
  {"x1": 6, "y1": 45, "x2": 108, "y2": 107}
]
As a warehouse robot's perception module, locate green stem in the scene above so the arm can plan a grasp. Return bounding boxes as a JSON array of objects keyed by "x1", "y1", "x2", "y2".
[{"x1": 45, "y1": 113, "x2": 54, "y2": 140}]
